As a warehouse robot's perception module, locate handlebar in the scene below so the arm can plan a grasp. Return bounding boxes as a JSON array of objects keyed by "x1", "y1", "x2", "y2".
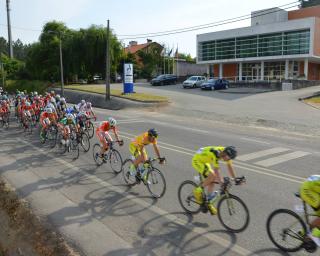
[{"x1": 145, "y1": 157, "x2": 166, "y2": 164}]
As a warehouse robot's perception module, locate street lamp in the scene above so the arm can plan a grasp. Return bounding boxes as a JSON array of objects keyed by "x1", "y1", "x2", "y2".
[{"x1": 47, "y1": 30, "x2": 64, "y2": 97}]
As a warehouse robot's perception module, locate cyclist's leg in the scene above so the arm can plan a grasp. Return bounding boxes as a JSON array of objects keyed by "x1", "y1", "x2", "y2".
[{"x1": 130, "y1": 143, "x2": 143, "y2": 167}]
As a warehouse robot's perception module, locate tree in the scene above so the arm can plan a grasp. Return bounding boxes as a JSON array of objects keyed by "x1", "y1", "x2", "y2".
[
  {"x1": 299, "y1": 0, "x2": 320, "y2": 8},
  {"x1": 0, "y1": 54, "x2": 24, "y2": 79}
]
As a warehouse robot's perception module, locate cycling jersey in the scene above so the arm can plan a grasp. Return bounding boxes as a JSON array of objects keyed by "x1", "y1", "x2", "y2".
[
  {"x1": 193, "y1": 146, "x2": 231, "y2": 169},
  {"x1": 301, "y1": 175, "x2": 320, "y2": 215},
  {"x1": 131, "y1": 132, "x2": 157, "y2": 148},
  {"x1": 97, "y1": 121, "x2": 117, "y2": 133}
]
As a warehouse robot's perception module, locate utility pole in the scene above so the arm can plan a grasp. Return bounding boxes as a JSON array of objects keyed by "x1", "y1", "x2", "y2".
[
  {"x1": 6, "y1": 0, "x2": 13, "y2": 58},
  {"x1": 59, "y1": 33, "x2": 64, "y2": 97},
  {"x1": 105, "y1": 20, "x2": 111, "y2": 101}
]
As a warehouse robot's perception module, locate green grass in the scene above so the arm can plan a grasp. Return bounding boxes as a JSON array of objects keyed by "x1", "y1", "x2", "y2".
[
  {"x1": 305, "y1": 96, "x2": 320, "y2": 104},
  {"x1": 65, "y1": 85, "x2": 169, "y2": 103}
]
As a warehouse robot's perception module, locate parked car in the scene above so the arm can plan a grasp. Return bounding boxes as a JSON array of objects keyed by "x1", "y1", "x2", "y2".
[
  {"x1": 151, "y1": 74, "x2": 178, "y2": 86},
  {"x1": 201, "y1": 78, "x2": 229, "y2": 90},
  {"x1": 78, "y1": 79, "x2": 87, "y2": 84},
  {"x1": 183, "y1": 76, "x2": 206, "y2": 88}
]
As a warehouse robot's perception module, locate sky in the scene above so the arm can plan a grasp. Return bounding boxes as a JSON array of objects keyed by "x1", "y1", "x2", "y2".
[{"x1": 0, "y1": 0, "x2": 300, "y2": 57}]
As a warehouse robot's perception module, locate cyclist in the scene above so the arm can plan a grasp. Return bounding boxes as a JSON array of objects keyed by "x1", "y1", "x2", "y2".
[
  {"x1": 129, "y1": 128, "x2": 165, "y2": 177},
  {"x1": 95, "y1": 118, "x2": 123, "y2": 160},
  {"x1": 192, "y1": 146, "x2": 242, "y2": 214},
  {"x1": 300, "y1": 175, "x2": 320, "y2": 246},
  {"x1": 39, "y1": 107, "x2": 58, "y2": 140},
  {"x1": 58, "y1": 113, "x2": 77, "y2": 145},
  {"x1": 77, "y1": 99, "x2": 87, "y2": 112},
  {"x1": 84, "y1": 102, "x2": 96, "y2": 121}
]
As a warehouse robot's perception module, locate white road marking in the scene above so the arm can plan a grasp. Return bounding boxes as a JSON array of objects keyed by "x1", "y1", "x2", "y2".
[
  {"x1": 237, "y1": 147, "x2": 290, "y2": 161},
  {"x1": 254, "y1": 151, "x2": 311, "y2": 167},
  {"x1": 17, "y1": 138, "x2": 255, "y2": 256},
  {"x1": 241, "y1": 137, "x2": 270, "y2": 145}
]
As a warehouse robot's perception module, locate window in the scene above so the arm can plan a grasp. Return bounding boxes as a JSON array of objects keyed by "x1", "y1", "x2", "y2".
[{"x1": 198, "y1": 29, "x2": 310, "y2": 61}]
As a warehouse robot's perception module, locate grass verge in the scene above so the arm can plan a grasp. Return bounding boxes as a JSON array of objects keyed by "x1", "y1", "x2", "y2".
[
  {"x1": 305, "y1": 96, "x2": 320, "y2": 104},
  {"x1": 65, "y1": 85, "x2": 168, "y2": 103}
]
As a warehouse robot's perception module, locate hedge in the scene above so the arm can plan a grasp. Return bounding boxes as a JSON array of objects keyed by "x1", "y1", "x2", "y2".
[{"x1": 4, "y1": 80, "x2": 52, "y2": 94}]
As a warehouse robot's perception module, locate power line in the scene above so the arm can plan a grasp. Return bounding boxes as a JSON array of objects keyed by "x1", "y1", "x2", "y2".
[{"x1": 118, "y1": 1, "x2": 300, "y2": 40}]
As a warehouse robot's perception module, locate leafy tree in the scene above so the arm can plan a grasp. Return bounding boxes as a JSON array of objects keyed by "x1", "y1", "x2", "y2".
[
  {"x1": 0, "y1": 54, "x2": 24, "y2": 79},
  {"x1": 0, "y1": 37, "x2": 7, "y2": 55}
]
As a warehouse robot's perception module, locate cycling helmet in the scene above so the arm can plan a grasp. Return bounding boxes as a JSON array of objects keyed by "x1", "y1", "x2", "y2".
[
  {"x1": 34, "y1": 91, "x2": 38, "y2": 96},
  {"x1": 108, "y1": 117, "x2": 116, "y2": 127},
  {"x1": 50, "y1": 97, "x2": 56, "y2": 103},
  {"x1": 74, "y1": 105, "x2": 79, "y2": 112},
  {"x1": 86, "y1": 102, "x2": 92, "y2": 108},
  {"x1": 46, "y1": 108, "x2": 53, "y2": 114},
  {"x1": 224, "y1": 146, "x2": 237, "y2": 160},
  {"x1": 67, "y1": 113, "x2": 73, "y2": 120},
  {"x1": 60, "y1": 97, "x2": 66, "y2": 104},
  {"x1": 25, "y1": 102, "x2": 31, "y2": 107},
  {"x1": 80, "y1": 99, "x2": 86, "y2": 105},
  {"x1": 148, "y1": 128, "x2": 158, "y2": 138},
  {"x1": 55, "y1": 94, "x2": 61, "y2": 101},
  {"x1": 50, "y1": 90, "x2": 55, "y2": 96}
]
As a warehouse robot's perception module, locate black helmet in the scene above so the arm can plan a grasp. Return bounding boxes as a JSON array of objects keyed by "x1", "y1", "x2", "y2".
[
  {"x1": 224, "y1": 146, "x2": 237, "y2": 159},
  {"x1": 148, "y1": 128, "x2": 158, "y2": 138}
]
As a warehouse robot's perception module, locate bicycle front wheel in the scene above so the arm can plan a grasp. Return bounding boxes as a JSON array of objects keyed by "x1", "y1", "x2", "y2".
[
  {"x1": 266, "y1": 209, "x2": 307, "y2": 252},
  {"x1": 217, "y1": 194, "x2": 250, "y2": 233},
  {"x1": 86, "y1": 121, "x2": 94, "y2": 139},
  {"x1": 146, "y1": 167, "x2": 166, "y2": 198},
  {"x1": 80, "y1": 132, "x2": 90, "y2": 152},
  {"x1": 109, "y1": 149, "x2": 123, "y2": 174},
  {"x1": 178, "y1": 180, "x2": 202, "y2": 214}
]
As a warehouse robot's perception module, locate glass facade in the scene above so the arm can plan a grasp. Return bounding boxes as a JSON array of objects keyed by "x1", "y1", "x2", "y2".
[{"x1": 198, "y1": 29, "x2": 310, "y2": 61}]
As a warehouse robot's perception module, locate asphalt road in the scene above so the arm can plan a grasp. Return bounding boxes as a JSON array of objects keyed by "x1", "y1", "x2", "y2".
[{"x1": 0, "y1": 105, "x2": 318, "y2": 256}]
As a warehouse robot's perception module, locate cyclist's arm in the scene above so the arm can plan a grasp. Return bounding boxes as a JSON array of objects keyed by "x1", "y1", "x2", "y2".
[
  {"x1": 113, "y1": 128, "x2": 120, "y2": 142},
  {"x1": 226, "y1": 162, "x2": 236, "y2": 179},
  {"x1": 153, "y1": 143, "x2": 161, "y2": 159}
]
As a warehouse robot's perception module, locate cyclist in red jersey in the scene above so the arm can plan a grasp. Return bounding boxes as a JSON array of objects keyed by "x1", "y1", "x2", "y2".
[{"x1": 96, "y1": 117, "x2": 123, "y2": 159}]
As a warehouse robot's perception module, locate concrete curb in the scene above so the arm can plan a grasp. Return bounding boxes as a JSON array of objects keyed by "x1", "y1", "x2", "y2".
[
  {"x1": 53, "y1": 89, "x2": 169, "y2": 110},
  {"x1": 218, "y1": 89, "x2": 274, "y2": 94}
]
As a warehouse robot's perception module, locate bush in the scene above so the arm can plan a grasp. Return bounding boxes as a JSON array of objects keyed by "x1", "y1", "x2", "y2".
[{"x1": 5, "y1": 80, "x2": 52, "y2": 94}]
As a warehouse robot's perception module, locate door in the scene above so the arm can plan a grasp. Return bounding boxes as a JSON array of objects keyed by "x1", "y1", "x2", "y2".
[{"x1": 252, "y1": 67, "x2": 260, "y2": 81}]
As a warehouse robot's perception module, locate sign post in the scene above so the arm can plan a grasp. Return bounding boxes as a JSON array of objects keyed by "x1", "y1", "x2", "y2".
[{"x1": 123, "y1": 63, "x2": 134, "y2": 94}]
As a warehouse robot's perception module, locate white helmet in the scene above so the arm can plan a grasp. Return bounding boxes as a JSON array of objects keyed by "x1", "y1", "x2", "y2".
[
  {"x1": 108, "y1": 117, "x2": 116, "y2": 127},
  {"x1": 81, "y1": 99, "x2": 85, "y2": 105},
  {"x1": 86, "y1": 102, "x2": 92, "y2": 108},
  {"x1": 66, "y1": 113, "x2": 73, "y2": 119},
  {"x1": 50, "y1": 97, "x2": 56, "y2": 103},
  {"x1": 60, "y1": 97, "x2": 66, "y2": 104},
  {"x1": 46, "y1": 107, "x2": 53, "y2": 114}
]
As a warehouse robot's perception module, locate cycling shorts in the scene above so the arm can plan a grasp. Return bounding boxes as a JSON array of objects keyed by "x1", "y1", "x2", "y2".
[
  {"x1": 129, "y1": 142, "x2": 148, "y2": 159},
  {"x1": 300, "y1": 181, "x2": 320, "y2": 216},
  {"x1": 192, "y1": 155, "x2": 214, "y2": 178}
]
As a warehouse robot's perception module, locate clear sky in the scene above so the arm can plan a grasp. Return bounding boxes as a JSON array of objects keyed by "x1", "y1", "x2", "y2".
[{"x1": 0, "y1": 0, "x2": 299, "y2": 57}]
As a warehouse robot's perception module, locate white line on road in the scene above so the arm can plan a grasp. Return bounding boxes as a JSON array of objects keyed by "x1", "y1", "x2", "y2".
[
  {"x1": 254, "y1": 151, "x2": 311, "y2": 167},
  {"x1": 18, "y1": 138, "x2": 255, "y2": 256},
  {"x1": 237, "y1": 147, "x2": 290, "y2": 161},
  {"x1": 241, "y1": 137, "x2": 271, "y2": 145}
]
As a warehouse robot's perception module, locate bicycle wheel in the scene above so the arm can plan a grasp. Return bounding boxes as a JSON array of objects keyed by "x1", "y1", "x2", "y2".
[
  {"x1": 217, "y1": 194, "x2": 250, "y2": 233},
  {"x1": 92, "y1": 143, "x2": 104, "y2": 166},
  {"x1": 178, "y1": 180, "x2": 202, "y2": 214},
  {"x1": 109, "y1": 149, "x2": 123, "y2": 174},
  {"x1": 122, "y1": 159, "x2": 137, "y2": 186},
  {"x1": 86, "y1": 121, "x2": 94, "y2": 139},
  {"x1": 146, "y1": 167, "x2": 166, "y2": 198},
  {"x1": 56, "y1": 132, "x2": 67, "y2": 154},
  {"x1": 70, "y1": 137, "x2": 79, "y2": 160},
  {"x1": 48, "y1": 127, "x2": 58, "y2": 148},
  {"x1": 79, "y1": 132, "x2": 90, "y2": 152},
  {"x1": 266, "y1": 209, "x2": 307, "y2": 252}
]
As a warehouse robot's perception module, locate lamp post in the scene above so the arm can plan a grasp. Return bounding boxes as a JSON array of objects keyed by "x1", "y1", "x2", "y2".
[
  {"x1": 47, "y1": 30, "x2": 64, "y2": 96},
  {"x1": 105, "y1": 20, "x2": 111, "y2": 101}
]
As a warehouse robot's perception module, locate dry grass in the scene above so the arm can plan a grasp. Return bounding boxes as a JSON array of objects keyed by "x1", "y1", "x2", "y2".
[
  {"x1": 65, "y1": 85, "x2": 168, "y2": 103},
  {"x1": 305, "y1": 96, "x2": 320, "y2": 104}
]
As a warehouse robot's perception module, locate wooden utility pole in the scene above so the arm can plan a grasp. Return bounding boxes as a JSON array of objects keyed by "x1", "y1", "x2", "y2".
[
  {"x1": 105, "y1": 20, "x2": 111, "y2": 101},
  {"x1": 6, "y1": 0, "x2": 13, "y2": 58}
]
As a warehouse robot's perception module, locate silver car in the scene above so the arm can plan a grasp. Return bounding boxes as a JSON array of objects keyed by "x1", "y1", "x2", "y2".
[{"x1": 183, "y1": 76, "x2": 206, "y2": 88}]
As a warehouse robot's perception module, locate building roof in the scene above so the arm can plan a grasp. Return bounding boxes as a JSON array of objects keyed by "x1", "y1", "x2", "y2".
[
  {"x1": 125, "y1": 42, "x2": 163, "y2": 54},
  {"x1": 125, "y1": 43, "x2": 150, "y2": 54}
]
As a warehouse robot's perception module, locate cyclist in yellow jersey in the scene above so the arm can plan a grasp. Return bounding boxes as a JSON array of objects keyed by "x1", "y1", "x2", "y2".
[
  {"x1": 300, "y1": 175, "x2": 320, "y2": 246},
  {"x1": 192, "y1": 146, "x2": 241, "y2": 214},
  {"x1": 129, "y1": 129, "x2": 165, "y2": 175}
]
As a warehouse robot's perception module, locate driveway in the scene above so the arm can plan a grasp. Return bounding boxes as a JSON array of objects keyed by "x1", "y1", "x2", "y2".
[{"x1": 107, "y1": 83, "x2": 320, "y2": 135}]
